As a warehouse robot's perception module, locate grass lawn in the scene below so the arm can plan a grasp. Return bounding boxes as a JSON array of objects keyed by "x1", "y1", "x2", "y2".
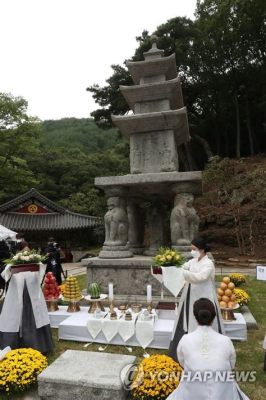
[{"x1": 45, "y1": 274, "x2": 266, "y2": 399}]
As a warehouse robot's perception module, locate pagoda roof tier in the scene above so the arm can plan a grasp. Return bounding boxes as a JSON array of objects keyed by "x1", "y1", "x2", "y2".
[
  {"x1": 95, "y1": 171, "x2": 202, "y2": 196},
  {"x1": 120, "y1": 78, "x2": 183, "y2": 111},
  {"x1": 112, "y1": 108, "x2": 190, "y2": 146},
  {"x1": 126, "y1": 53, "x2": 177, "y2": 85}
]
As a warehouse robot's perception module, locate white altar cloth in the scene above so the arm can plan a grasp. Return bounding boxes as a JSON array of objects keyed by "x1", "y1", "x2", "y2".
[{"x1": 48, "y1": 307, "x2": 247, "y2": 348}]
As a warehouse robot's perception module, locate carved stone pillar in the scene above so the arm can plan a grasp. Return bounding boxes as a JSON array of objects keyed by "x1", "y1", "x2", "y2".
[
  {"x1": 127, "y1": 198, "x2": 145, "y2": 254},
  {"x1": 99, "y1": 188, "x2": 133, "y2": 259},
  {"x1": 144, "y1": 204, "x2": 164, "y2": 256}
]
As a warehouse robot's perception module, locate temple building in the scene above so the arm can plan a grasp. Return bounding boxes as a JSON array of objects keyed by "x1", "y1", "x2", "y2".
[{"x1": 0, "y1": 188, "x2": 99, "y2": 259}]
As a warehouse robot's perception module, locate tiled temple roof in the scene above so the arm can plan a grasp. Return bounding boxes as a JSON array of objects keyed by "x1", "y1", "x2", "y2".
[{"x1": 0, "y1": 189, "x2": 99, "y2": 231}]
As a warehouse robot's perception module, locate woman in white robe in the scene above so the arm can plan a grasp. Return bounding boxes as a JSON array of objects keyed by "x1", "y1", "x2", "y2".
[
  {"x1": 169, "y1": 238, "x2": 224, "y2": 361},
  {"x1": 167, "y1": 298, "x2": 250, "y2": 400}
]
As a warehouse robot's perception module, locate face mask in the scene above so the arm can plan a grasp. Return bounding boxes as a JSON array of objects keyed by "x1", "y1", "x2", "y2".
[
  {"x1": 16, "y1": 239, "x2": 22, "y2": 243},
  {"x1": 191, "y1": 249, "x2": 200, "y2": 258}
]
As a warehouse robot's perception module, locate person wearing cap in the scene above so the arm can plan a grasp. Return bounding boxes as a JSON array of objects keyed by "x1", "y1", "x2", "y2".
[
  {"x1": 169, "y1": 237, "x2": 224, "y2": 361},
  {"x1": 44, "y1": 237, "x2": 62, "y2": 285},
  {"x1": 167, "y1": 298, "x2": 250, "y2": 400}
]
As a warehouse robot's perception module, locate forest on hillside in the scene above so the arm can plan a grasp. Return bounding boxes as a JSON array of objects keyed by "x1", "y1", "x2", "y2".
[{"x1": 0, "y1": 105, "x2": 129, "y2": 215}]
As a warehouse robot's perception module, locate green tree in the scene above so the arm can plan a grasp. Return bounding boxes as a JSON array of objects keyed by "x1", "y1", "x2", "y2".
[{"x1": 0, "y1": 93, "x2": 41, "y2": 201}]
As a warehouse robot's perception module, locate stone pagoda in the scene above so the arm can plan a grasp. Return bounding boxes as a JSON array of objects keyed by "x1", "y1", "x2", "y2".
[{"x1": 83, "y1": 36, "x2": 202, "y2": 297}]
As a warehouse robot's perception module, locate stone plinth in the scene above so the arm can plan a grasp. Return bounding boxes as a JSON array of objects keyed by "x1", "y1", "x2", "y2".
[
  {"x1": 95, "y1": 171, "x2": 202, "y2": 197},
  {"x1": 83, "y1": 256, "x2": 172, "y2": 296},
  {"x1": 38, "y1": 350, "x2": 136, "y2": 400}
]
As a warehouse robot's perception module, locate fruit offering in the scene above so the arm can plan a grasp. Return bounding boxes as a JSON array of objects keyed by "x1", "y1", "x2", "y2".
[
  {"x1": 217, "y1": 276, "x2": 236, "y2": 309},
  {"x1": 43, "y1": 272, "x2": 61, "y2": 300},
  {"x1": 88, "y1": 282, "x2": 101, "y2": 299},
  {"x1": 63, "y1": 276, "x2": 82, "y2": 301}
]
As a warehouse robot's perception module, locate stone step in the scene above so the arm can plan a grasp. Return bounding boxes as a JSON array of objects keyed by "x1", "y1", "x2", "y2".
[{"x1": 38, "y1": 350, "x2": 136, "y2": 400}]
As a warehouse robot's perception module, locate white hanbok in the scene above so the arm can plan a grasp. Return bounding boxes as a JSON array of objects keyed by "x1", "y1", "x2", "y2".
[
  {"x1": 167, "y1": 326, "x2": 250, "y2": 400},
  {"x1": 169, "y1": 255, "x2": 224, "y2": 360}
]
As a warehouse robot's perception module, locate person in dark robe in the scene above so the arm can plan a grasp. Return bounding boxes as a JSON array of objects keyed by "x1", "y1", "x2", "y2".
[{"x1": 44, "y1": 237, "x2": 63, "y2": 285}]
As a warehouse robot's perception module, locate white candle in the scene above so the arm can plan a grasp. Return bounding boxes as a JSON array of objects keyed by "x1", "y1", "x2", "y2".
[
  {"x1": 108, "y1": 282, "x2": 114, "y2": 301},
  {"x1": 147, "y1": 284, "x2": 152, "y2": 303}
]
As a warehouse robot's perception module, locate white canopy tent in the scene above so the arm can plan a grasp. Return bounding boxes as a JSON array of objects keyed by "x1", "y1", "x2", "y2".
[{"x1": 0, "y1": 224, "x2": 17, "y2": 241}]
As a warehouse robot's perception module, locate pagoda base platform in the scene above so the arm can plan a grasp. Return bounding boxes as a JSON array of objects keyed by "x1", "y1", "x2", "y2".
[
  {"x1": 95, "y1": 171, "x2": 202, "y2": 197},
  {"x1": 82, "y1": 256, "x2": 171, "y2": 296}
]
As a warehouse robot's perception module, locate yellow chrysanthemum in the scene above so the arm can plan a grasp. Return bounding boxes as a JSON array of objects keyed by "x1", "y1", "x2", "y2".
[
  {"x1": 0, "y1": 348, "x2": 47, "y2": 394},
  {"x1": 153, "y1": 247, "x2": 184, "y2": 267},
  {"x1": 229, "y1": 273, "x2": 246, "y2": 286},
  {"x1": 131, "y1": 354, "x2": 183, "y2": 400},
  {"x1": 233, "y1": 288, "x2": 250, "y2": 306}
]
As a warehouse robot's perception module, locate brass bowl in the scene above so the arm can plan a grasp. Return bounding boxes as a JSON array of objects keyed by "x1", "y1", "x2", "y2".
[
  {"x1": 118, "y1": 304, "x2": 128, "y2": 313},
  {"x1": 110, "y1": 311, "x2": 117, "y2": 320},
  {"x1": 131, "y1": 303, "x2": 142, "y2": 313}
]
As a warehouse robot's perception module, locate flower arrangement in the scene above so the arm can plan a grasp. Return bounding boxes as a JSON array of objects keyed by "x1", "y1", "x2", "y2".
[
  {"x1": 229, "y1": 273, "x2": 246, "y2": 286},
  {"x1": 233, "y1": 288, "x2": 250, "y2": 306},
  {"x1": 0, "y1": 348, "x2": 47, "y2": 394},
  {"x1": 5, "y1": 249, "x2": 47, "y2": 266},
  {"x1": 131, "y1": 354, "x2": 182, "y2": 400},
  {"x1": 153, "y1": 247, "x2": 185, "y2": 267}
]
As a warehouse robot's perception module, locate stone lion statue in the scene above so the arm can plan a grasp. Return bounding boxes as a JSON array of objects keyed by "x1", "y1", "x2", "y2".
[
  {"x1": 170, "y1": 193, "x2": 199, "y2": 246},
  {"x1": 104, "y1": 197, "x2": 128, "y2": 246}
]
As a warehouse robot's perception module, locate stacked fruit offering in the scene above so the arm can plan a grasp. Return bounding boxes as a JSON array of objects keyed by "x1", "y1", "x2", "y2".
[
  {"x1": 63, "y1": 275, "x2": 82, "y2": 301},
  {"x1": 217, "y1": 276, "x2": 236, "y2": 309},
  {"x1": 43, "y1": 272, "x2": 61, "y2": 300}
]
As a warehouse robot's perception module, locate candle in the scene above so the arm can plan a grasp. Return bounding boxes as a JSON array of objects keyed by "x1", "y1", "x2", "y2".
[
  {"x1": 108, "y1": 282, "x2": 114, "y2": 301},
  {"x1": 147, "y1": 284, "x2": 152, "y2": 303}
]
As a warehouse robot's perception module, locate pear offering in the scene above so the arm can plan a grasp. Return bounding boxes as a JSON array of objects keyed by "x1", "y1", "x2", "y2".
[
  {"x1": 88, "y1": 282, "x2": 101, "y2": 299},
  {"x1": 217, "y1": 276, "x2": 236, "y2": 309}
]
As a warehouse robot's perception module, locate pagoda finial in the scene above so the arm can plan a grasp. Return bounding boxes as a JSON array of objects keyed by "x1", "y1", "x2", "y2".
[
  {"x1": 143, "y1": 33, "x2": 164, "y2": 60},
  {"x1": 150, "y1": 34, "x2": 158, "y2": 49}
]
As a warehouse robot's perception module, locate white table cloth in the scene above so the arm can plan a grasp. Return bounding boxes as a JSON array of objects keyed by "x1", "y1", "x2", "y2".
[
  {"x1": 86, "y1": 309, "x2": 157, "y2": 347},
  {"x1": 161, "y1": 266, "x2": 185, "y2": 297},
  {"x1": 48, "y1": 307, "x2": 247, "y2": 348},
  {"x1": 0, "y1": 263, "x2": 49, "y2": 332}
]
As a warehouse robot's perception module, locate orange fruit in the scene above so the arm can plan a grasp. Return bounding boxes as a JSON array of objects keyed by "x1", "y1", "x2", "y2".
[
  {"x1": 217, "y1": 288, "x2": 224, "y2": 296},
  {"x1": 220, "y1": 282, "x2": 228, "y2": 290},
  {"x1": 220, "y1": 301, "x2": 227, "y2": 308},
  {"x1": 230, "y1": 294, "x2": 236, "y2": 301},
  {"x1": 228, "y1": 282, "x2": 235, "y2": 290},
  {"x1": 223, "y1": 277, "x2": 230, "y2": 284},
  {"x1": 222, "y1": 295, "x2": 230, "y2": 303},
  {"x1": 228, "y1": 302, "x2": 235, "y2": 309},
  {"x1": 217, "y1": 295, "x2": 222, "y2": 301},
  {"x1": 225, "y1": 289, "x2": 232, "y2": 297}
]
